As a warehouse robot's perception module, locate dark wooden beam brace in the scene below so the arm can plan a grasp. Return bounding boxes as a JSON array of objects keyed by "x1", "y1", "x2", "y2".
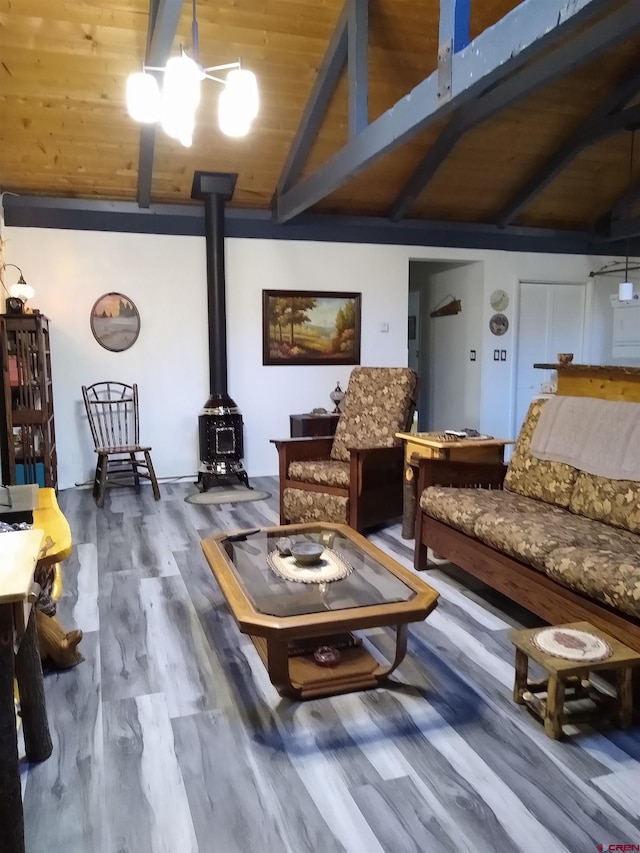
[
  {"x1": 497, "y1": 65, "x2": 640, "y2": 228},
  {"x1": 10, "y1": 193, "x2": 640, "y2": 256},
  {"x1": 390, "y1": 0, "x2": 640, "y2": 223},
  {"x1": 276, "y1": 0, "x2": 620, "y2": 224},
  {"x1": 593, "y1": 179, "x2": 640, "y2": 239},
  {"x1": 348, "y1": 0, "x2": 369, "y2": 138},
  {"x1": 275, "y1": 3, "x2": 350, "y2": 198},
  {"x1": 135, "y1": 0, "x2": 185, "y2": 209},
  {"x1": 592, "y1": 215, "x2": 640, "y2": 244}
]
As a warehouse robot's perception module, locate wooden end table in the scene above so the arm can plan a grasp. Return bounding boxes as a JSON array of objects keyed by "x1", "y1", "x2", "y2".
[
  {"x1": 509, "y1": 621, "x2": 640, "y2": 739},
  {"x1": 395, "y1": 432, "x2": 513, "y2": 538},
  {"x1": 202, "y1": 522, "x2": 439, "y2": 700}
]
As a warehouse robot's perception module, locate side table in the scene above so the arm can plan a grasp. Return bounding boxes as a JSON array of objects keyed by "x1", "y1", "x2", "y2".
[
  {"x1": 290, "y1": 413, "x2": 340, "y2": 438},
  {"x1": 509, "y1": 621, "x2": 640, "y2": 739},
  {"x1": 395, "y1": 432, "x2": 512, "y2": 538},
  {"x1": 0, "y1": 529, "x2": 53, "y2": 853}
]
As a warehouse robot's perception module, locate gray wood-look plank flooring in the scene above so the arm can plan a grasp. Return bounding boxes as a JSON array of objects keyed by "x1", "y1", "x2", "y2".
[{"x1": 19, "y1": 477, "x2": 640, "y2": 853}]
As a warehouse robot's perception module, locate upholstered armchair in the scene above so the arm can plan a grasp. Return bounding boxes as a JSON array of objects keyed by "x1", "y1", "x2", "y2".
[{"x1": 272, "y1": 367, "x2": 418, "y2": 532}]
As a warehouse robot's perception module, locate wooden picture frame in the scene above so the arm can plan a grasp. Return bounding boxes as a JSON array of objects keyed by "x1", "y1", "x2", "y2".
[
  {"x1": 262, "y1": 290, "x2": 361, "y2": 366},
  {"x1": 90, "y1": 292, "x2": 140, "y2": 352}
]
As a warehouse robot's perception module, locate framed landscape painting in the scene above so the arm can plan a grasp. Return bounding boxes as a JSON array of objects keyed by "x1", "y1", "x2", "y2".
[
  {"x1": 90, "y1": 292, "x2": 140, "y2": 352},
  {"x1": 262, "y1": 290, "x2": 361, "y2": 365}
]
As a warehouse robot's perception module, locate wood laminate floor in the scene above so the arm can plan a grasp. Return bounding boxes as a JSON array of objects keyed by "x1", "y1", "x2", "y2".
[{"x1": 20, "y1": 479, "x2": 640, "y2": 853}]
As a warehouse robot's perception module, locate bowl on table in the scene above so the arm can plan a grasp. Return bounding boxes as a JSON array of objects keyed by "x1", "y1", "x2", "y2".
[
  {"x1": 290, "y1": 542, "x2": 324, "y2": 566},
  {"x1": 557, "y1": 353, "x2": 574, "y2": 364}
]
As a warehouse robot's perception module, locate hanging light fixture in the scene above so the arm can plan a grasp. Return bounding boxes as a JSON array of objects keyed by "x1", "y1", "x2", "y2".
[
  {"x1": 125, "y1": 0, "x2": 259, "y2": 146},
  {"x1": 619, "y1": 126, "x2": 637, "y2": 302}
]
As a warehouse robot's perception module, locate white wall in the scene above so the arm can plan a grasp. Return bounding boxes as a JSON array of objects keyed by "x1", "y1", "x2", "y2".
[
  {"x1": 588, "y1": 270, "x2": 640, "y2": 365},
  {"x1": 2, "y1": 229, "x2": 410, "y2": 489},
  {"x1": 2, "y1": 224, "x2": 623, "y2": 489}
]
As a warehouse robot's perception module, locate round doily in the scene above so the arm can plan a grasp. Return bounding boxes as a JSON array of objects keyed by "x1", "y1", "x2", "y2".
[
  {"x1": 532, "y1": 627, "x2": 612, "y2": 662},
  {"x1": 267, "y1": 548, "x2": 353, "y2": 584}
]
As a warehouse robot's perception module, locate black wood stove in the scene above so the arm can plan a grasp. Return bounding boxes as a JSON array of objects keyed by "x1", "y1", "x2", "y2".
[{"x1": 192, "y1": 171, "x2": 251, "y2": 491}]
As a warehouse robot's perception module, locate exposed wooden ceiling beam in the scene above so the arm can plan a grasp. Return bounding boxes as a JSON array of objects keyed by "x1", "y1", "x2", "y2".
[
  {"x1": 136, "y1": 0, "x2": 185, "y2": 209},
  {"x1": 496, "y1": 65, "x2": 640, "y2": 228},
  {"x1": 593, "y1": 179, "x2": 640, "y2": 240},
  {"x1": 275, "y1": 0, "x2": 624, "y2": 224},
  {"x1": 390, "y1": 0, "x2": 640, "y2": 222},
  {"x1": 275, "y1": 3, "x2": 349, "y2": 198},
  {"x1": 348, "y1": 0, "x2": 369, "y2": 139}
]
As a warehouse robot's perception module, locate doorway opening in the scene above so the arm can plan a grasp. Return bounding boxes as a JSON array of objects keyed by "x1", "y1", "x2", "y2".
[{"x1": 408, "y1": 259, "x2": 483, "y2": 432}]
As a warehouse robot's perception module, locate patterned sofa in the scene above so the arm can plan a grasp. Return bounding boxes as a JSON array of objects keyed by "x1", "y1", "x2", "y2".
[{"x1": 414, "y1": 398, "x2": 640, "y2": 652}]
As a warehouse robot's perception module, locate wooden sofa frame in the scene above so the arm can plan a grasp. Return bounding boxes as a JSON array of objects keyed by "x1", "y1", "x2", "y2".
[
  {"x1": 413, "y1": 457, "x2": 640, "y2": 654},
  {"x1": 272, "y1": 436, "x2": 405, "y2": 533}
]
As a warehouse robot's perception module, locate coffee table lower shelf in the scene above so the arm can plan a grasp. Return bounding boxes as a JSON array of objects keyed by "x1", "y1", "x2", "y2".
[{"x1": 251, "y1": 624, "x2": 408, "y2": 700}]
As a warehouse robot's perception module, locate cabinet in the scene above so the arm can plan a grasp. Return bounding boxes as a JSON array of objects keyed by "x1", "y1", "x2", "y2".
[
  {"x1": 289, "y1": 413, "x2": 340, "y2": 438},
  {"x1": 0, "y1": 314, "x2": 57, "y2": 489}
]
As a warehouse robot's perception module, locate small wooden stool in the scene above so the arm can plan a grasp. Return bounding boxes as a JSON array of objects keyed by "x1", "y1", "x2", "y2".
[{"x1": 509, "y1": 621, "x2": 640, "y2": 739}]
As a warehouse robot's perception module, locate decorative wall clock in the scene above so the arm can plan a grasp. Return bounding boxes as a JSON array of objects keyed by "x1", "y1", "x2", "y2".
[
  {"x1": 490, "y1": 289, "x2": 509, "y2": 312},
  {"x1": 489, "y1": 313, "x2": 509, "y2": 336},
  {"x1": 90, "y1": 292, "x2": 140, "y2": 352}
]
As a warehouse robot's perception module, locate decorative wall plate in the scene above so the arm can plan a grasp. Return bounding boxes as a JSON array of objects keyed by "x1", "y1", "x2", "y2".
[
  {"x1": 90, "y1": 292, "x2": 140, "y2": 352},
  {"x1": 490, "y1": 289, "x2": 509, "y2": 311},
  {"x1": 489, "y1": 313, "x2": 509, "y2": 336}
]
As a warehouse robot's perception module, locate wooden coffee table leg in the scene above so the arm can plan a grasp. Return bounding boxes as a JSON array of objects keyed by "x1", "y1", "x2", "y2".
[
  {"x1": 265, "y1": 637, "x2": 300, "y2": 700},
  {"x1": 617, "y1": 666, "x2": 633, "y2": 729},
  {"x1": 544, "y1": 675, "x2": 565, "y2": 739},
  {"x1": 513, "y1": 649, "x2": 528, "y2": 704},
  {"x1": 374, "y1": 623, "x2": 408, "y2": 682}
]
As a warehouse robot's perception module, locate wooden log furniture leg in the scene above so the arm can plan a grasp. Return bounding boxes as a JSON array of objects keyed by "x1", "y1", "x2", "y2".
[{"x1": 0, "y1": 604, "x2": 26, "y2": 853}]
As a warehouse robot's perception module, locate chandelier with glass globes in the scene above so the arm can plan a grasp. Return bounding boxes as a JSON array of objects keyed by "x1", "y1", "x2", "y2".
[{"x1": 125, "y1": 2, "x2": 259, "y2": 146}]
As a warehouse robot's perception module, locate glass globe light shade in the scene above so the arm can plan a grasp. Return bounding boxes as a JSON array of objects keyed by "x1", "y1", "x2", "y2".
[
  {"x1": 161, "y1": 104, "x2": 195, "y2": 143},
  {"x1": 126, "y1": 72, "x2": 161, "y2": 123},
  {"x1": 225, "y1": 69, "x2": 259, "y2": 120},
  {"x1": 619, "y1": 281, "x2": 634, "y2": 301},
  {"x1": 10, "y1": 282, "x2": 35, "y2": 301},
  {"x1": 218, "y1": 88, "x2": 252, "y2": 138},
  {"x1": 163, "y1": 55, "x2": 203, "y2": 111}
]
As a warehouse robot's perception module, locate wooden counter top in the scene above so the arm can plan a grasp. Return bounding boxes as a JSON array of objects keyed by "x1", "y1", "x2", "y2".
[
  {"x1": 532, "y1": 363, "x2": 640, "y2": 402},
  {"x1": 534, "y1": 363, "x2": 640, "y2": 377}
]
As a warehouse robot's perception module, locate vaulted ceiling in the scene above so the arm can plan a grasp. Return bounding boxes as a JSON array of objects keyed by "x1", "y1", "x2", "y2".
[{"x1": 2, "y1": 0, "x2": 640, "y2": 253}]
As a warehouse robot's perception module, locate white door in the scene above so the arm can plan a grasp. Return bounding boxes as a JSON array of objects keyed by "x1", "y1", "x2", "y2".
[{"x1": 514, "y1": 281, "x2": 586, "y2": 435}]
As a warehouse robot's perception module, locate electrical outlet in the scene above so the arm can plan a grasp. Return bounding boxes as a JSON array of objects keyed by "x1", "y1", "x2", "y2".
[
  {"x1": 470, "y1": 349, "x2": 476, "y2": 361},
  {"x1": 500, "y1": 349, "x2": 506, "y2": 361},
  {"x1": 493, "y1": 349, "x2": 499, "y2": 361}
]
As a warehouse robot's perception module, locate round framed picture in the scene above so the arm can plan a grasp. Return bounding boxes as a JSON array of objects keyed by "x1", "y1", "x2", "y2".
[
  {"x1": 90, "y1": 292, "x2": 140, "y2": 352},
  {"x1": 489, "y1": 312, "x2": 509, "y2": 336}
]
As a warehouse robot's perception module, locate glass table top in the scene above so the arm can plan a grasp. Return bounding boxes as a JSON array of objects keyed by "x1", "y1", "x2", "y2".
[{"x1": 219, "y1": 526, "x2": 417, "y2": 618}]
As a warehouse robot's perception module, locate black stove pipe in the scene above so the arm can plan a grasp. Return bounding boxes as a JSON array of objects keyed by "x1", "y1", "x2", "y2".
[
  {"x1": 191, "y1": 171, "x2": 238, "y2": 408},
  {"x1": 203, "y1": 191, "x2": 227, "y2": 398}
]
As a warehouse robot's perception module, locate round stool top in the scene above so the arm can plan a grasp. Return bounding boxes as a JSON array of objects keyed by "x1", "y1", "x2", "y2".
[{"x1": 532, "y1": 627, "x2": 612, "y2": 662}]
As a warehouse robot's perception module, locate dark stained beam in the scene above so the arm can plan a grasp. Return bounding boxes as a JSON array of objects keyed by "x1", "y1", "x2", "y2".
[
  {"x1": 275, "y1": 3, "x2": 350, "y2": 197},
  {"x1": 497, "y1": 66, "x2": 640, "y2": 228},
  {"x1": 348, "y1": 0, "x2": 369, "y2": 138},
  {"x1": 276, "y1": 0, "x2": 621, "y2": 224},
  {"x1": 389, "y1": 0, "x2": 640, "y2": 223},
  {"x1": 593, "y1": 216, "x2": 640, "y2": 244},
  {"x1": 136, "y1": 0, "x2": 185, "y2": 209},
  {"x1": 593, "y1": 179, "x2": 640, "y2": 239},
  {"x1": 8, "y1": 193, "x2": 640, "y2": 257}
]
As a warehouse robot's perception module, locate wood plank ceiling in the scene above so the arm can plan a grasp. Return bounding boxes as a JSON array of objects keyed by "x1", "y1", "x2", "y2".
[{"x1": 1, "y1": 0, "x2": 640, "y2": 245}]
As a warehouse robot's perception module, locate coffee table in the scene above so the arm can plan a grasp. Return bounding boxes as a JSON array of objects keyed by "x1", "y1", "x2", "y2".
[{"x1": 201, "y1": 522, "x2": 439, "y2": 699}]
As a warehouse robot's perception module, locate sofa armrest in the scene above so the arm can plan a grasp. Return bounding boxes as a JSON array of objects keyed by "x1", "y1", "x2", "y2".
[{"x1": 415, "y1": 458, "x2": 507, "y2": 499}]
